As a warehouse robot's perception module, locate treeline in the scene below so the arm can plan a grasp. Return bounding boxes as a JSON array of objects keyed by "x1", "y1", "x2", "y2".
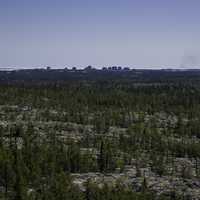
[{"x1": 1, "y1": 82, "x2": 200, "y2": 120}]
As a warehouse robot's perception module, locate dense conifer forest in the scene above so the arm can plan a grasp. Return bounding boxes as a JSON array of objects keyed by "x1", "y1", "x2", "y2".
[{"x1": 0, "y1": 69, "x2": 200, "y2": 199}]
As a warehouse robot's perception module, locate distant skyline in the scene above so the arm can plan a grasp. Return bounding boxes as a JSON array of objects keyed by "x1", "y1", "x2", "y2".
[{"x1": 0, "y1": 0, "x2": 200, "y2": 68}]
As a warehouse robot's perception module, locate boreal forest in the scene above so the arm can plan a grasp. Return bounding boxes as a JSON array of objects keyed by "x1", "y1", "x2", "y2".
[{"x1": 0, "y1": 68, "x2": 200, "y2": 200}]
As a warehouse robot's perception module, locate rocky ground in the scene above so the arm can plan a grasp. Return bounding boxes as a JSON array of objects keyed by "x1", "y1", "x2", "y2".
[{"x1": 72, "y1": 165, "x2": 200, "y2": 200}]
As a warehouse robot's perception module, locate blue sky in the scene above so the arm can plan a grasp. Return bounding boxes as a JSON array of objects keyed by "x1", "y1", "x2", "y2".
[{"x1": 0, "y1": 0, "x2": 200, "y2": 68}]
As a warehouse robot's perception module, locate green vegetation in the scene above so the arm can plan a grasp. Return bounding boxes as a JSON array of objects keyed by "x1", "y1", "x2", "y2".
[{"x1": 0, "y1": 70, "x2": 200, "y2": 199}]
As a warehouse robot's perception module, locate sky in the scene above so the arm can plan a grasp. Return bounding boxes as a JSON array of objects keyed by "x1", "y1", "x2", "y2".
[{"x1": 0, "y1": 0, "x2": 200, "y2": 69}]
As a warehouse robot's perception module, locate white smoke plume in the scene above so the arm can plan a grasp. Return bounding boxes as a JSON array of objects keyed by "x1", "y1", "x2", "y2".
[{"x1": 180, "y1": 52, "x2": 200, "y2": 68}]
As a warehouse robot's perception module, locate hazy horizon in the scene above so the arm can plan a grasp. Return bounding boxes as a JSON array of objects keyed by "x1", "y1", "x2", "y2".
[{"x1": 1, "y1": 0, "x2": 200, "y2": 68}]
